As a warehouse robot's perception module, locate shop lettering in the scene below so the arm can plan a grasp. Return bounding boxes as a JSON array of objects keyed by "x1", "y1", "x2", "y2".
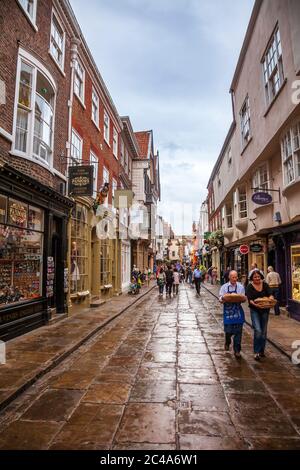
[
  {"x1": 99, "y1": 454, "x2": 135, "y2": 468},
  {"x1": 291, "y1": 340, "x2": 300, "y2": 365}
]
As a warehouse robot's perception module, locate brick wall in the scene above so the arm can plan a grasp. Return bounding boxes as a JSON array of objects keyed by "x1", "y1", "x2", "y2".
[{"x1": 0, "y1": 0, "x2": 71, "y2": 189}]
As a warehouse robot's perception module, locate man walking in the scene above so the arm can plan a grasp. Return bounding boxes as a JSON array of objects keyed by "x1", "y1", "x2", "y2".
[
  {"x1": 165, "y1": 265, "x2": 174, "y2": 298},
  {"x1": 193, "y1": 265, "x2": 202, "y2": 296},
  {"x1": 219, "y1": 270, "x2": 247, "y2": 358},
  {"x1": 266, "y1": 266, "x2": 282, "y2": 315}
]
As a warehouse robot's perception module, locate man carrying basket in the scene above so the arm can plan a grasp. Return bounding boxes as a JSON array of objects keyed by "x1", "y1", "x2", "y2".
[{"x1": 219, "y1": 270, "x2": 247, "y2": 358}]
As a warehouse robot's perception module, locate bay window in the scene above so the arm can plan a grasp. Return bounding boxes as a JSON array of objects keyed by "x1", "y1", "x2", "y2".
[
  {"x1": 281, "y1": 121, "x2": 300, "y2": 186},
  {"x1": 253, "y1": 163, "x2": 270, "y2": 191},
  {"x1": 14, "y1": 53, "x2": 56, "y2": 166}
]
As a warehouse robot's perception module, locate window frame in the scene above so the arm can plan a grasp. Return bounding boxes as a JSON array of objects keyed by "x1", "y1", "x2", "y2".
[
  {"x1": 17, "y1": 0, "x2": 38, "y2": 31},
  {"x1": 90, "y1": 150, "x2": 98, "y2": 198},
  {"x1": 12, "y1": 49, "x2": 56, "y2": 169},
  {"x1": 91, "y1": 87, "x2": 99, "y2": 128},
  {"x1": 49, "y1": 10, "x2": 65, "y2": 72},
  {"x1": 281, "y1": 122, "x2": 300, "y2": 187},
  {"x1": 238, "y1": 187, "x2": 248, "y2": 219},
  {"x1": 262, "y1": 26, "x2": 284, "y2": 107},
  {"x1": 252, "y1": 162, "x2": 271, "y2": 192},
  {"x1": 71, "y1": 128, "x2": 83, "y2": 165},
  {"x1": 225, "y1": 203, "x2": 233, "y2": 228},
  {"x1": 103, "y1": 109, "x2": 110, "y2": 145},
  {"x1": 113, "y1": 127, "x2": 118, "y2": 158},
  {"x1": 240, "y1": 95, "x2": 251, "y2": 148},
  {"x1": 73, "y1": 58, "x2": 85, "y2": 105}
]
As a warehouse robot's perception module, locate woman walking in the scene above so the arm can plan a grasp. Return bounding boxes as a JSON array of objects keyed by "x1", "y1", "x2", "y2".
[
  {"x1": 157, "y1": 267, "x2": 166, "y2": 296},
  {"x1": 246, "y1": 269, "x2": 275, "y2": 360},
  {"x1": 173, "y1": 268, "x2": 180, "y2": 295}
]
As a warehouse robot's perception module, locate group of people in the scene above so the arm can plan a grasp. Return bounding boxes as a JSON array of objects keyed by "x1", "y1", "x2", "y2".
[
  {"x1": 129, "y1": 266, "x2": 152, "y2": 295},
  {"x1": 156, "y1": 265, "x2": 182, "y2": 297},
  {"x1": 219, "y1": 265, "x2": 281, "y2": 361}
]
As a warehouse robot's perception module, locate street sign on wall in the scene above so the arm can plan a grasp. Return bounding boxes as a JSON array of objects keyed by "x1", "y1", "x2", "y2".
[
  {"x1": 252, "y1": 192, "x2": 273, "y2": 205},
  {"x1": 250, "y1": 243, "x2": 263, "y2": 253},
  {"x1": 239, "y1": 244, "x2": 249, "y2": 255}
]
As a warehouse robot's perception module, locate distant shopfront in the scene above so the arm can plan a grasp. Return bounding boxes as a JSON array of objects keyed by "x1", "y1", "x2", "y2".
[{"x1": 0, "y1": 164, "x2": 73, "y2": 340}]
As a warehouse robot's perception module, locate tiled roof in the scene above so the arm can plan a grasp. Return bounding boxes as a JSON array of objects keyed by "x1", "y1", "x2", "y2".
[{"x1": 134, "y1": 131, "x2": 151, "y2": 159}]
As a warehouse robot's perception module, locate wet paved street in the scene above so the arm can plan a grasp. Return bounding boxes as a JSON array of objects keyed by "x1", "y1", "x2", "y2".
[{"x1": 1, "y1": 284, "x2": 300, "y2": 450}]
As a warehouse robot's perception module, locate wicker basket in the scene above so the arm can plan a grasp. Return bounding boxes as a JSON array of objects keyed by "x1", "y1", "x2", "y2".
[
  {"x1": 253, "y1": 297, "x2": 277, "y2": 309},
  {"x1": 222, "y1": 293, "x2": 245, "y2": 303}
]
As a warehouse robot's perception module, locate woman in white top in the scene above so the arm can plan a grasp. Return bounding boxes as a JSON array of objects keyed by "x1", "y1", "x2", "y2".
[
  {"x1": 173, "y1": 268, "x2": 180, "y2": 295},
  {"x1": 266, "y1": 266, "x2": 281, "y2": 315}
]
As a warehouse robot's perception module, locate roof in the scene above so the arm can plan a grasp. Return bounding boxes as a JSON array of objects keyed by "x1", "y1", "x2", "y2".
[{"x1": 134, "y1": 131, "x2": 151, "y2": 159}]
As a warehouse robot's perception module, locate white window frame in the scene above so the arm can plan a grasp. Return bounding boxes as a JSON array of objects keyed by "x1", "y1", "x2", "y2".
[
  {"x1": 12, "y1": 48, "x2": 57, "y2": 169},
  {"x1": 225, "y1": 204, "x2": 233, "y2": 228},
  {"x1": 112, "y1": 178, "x2": 117, "y2": 213},
  {"x1": 253, "y1": 163, "x2": 270, "y2": 192},
  {"x1": 90, "y1": 151, "x2": 98, "y2": 197},
  {"x1": 50, "y1": 10, "x2": 65, "y2": 72},
  {"x1": 71, "y1": 128, "x2": 83, "y2": 164},
  {"x1": 91, "y1": 87, "x2": 99, "y2": 128},
  {"x1": 74, "y1": 58, "x2": 85, "y2": 105},
  {"x1": 227, "y1": 146, "x2": 232, "y2": 166},
  {"x1": 103, "y1": 166, "x2": 109, "y2": 208},
  {"x1": 281, "y1": 122, "x2": 300, "y2": 187},
  {"x1": 240, "y1": 95, "x2": 251, "y2": 148},
  {"x1": 103, "y1": 109, "x2": 110, "y2": 145},
  {"x1": 262, "y1": 27, "x2": 284, "y2": 106},
  {"x1": 238, "y1": 187, "x2": 247, "y2": 219},
  {"x1": 17, "y1": 0, "x2": 38, "y2": 30},
  {"x1": 113, "y1": 127, "x2": 118, "y2": 158},
  {"x1": 120, "y1": 139, "x2": 125, "y2": 166}
]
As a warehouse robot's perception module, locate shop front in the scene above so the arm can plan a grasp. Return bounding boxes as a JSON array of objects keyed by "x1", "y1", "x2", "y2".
[{"x1": 0, "y1": 164, "x2": 73, "y2": 340}]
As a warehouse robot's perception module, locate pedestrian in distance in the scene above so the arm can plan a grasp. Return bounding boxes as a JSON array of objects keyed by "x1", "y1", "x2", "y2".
[
  {"x1": 246, "y1": 269, "x2": 275, "y2": 360},
  {"x1": 193, "y1": 265, "x2": 202, "y2": 296},
  {"x1": 211, "y1": 267, "x2": 218, "y2": 285},
  {"x1": 223, "y1": 266, "x2": 231, "y2": 284},
  {"x1": 266, "y1": 266, "x2": 282, "y2": 315},
  {"x1": 157, "y1": 267, "x2": 166, "y2": 296},
  {"x1": 165, "y1": 265, "x2": 174, "y2": 298},
  {"x1": 173, "y1": 268, "x2": 180, "y2": 295},
  {"x1": 219, "y1": 270, "x2": 247, "y2": 359}
]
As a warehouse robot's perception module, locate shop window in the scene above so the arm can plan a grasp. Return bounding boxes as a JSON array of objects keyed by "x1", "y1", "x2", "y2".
[
  {"x1": 292, "y1": 245, "x2": 300, "y2": 302},
  {"x1": 70, "y1": 204, "x2": 89, "y2": 294},
  {"x1": 100, "y1": 239, "x2": 110, "y2": 286},
  {"x1": 0, "y1": 196, "x2": 44, "y2": 307}
]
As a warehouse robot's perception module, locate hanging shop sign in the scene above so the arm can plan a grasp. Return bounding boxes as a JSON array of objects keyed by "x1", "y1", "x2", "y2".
[
  {"x1": 239, "y1": 244, "x2": 249, "y2": 255},
  {"x1": 250, "y1": 243, "x2": 263, "y2": 253},
  {"x1": 252, "y1": 192, "x2": 273, "y2": 205},
  {"x1": 68, "y1": 166, "x2": 94, "y2": 197}
]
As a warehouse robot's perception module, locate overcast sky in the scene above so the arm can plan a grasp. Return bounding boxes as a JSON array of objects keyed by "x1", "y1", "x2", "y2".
[{"x1": 70, "y1": 0, "x2": 254, "y2": 235}]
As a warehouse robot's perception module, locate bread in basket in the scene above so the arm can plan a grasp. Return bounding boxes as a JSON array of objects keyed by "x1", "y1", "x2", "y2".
[
  {"x1": 222, "y1": 293, "x2": 245, "y2": 303},
  {"x1": 253, "y1": 296, "x2": 277, "y2": 309}
]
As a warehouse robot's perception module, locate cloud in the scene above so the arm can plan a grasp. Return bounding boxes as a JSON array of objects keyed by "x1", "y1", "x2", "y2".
[{"x1": 70, "y1": 0, "x2": 255, "y2": 234}]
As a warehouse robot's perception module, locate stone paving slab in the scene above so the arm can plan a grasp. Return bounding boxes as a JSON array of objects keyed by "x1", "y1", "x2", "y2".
[{"x1": 0, "y1": 283, "x2": 156, "y2": 412}]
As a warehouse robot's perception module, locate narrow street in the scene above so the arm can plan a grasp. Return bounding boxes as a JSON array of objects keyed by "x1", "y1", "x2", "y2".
[{"x1": 1, "y1": 284, "x2": 300, "y2": 450}]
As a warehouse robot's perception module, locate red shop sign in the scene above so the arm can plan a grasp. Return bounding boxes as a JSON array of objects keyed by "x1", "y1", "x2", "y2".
[{"x1": 239, "y1": 244, "x2": 249, "y2": 255}]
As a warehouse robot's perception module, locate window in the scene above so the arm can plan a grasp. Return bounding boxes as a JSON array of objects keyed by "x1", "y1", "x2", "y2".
[
  {"x1": 238, "y1": 187, "x2": 247, "y2": 218},
  {"x1": 14, "y1": 54, "x2": 55, "y2": 166},
  {"x1": 71, "y1": 204, "x2": 89, "y2": 294},
  {"x1": 90, "y1": 151, "x2": 98, "y2": 197},
  {"x1": 281, "y1": 122, "x2": 300, "y2": 186},
  {"x1": 240, "y1": 95, "x2": 251, "y2": 147},
  {"x1": 291, "y1": 245, "x2": 300, "y2": 303},
  {"x1": 226, "y1": 204, "x2": 233, "y2": 228},
  {"x1": 91, "y1": 88, "x2": 99, "y2": 127},
  {"x1": 71, "y1": 129, "x2": 82, "y2": 164},
  {"x1": 120, "y1": 139, "x2": 125, "y2": 166},
  {"x1": 103, "y1": 166, "x2": 109, "y2": 185},
  {"x1": 253, "y1": 163, "x2": 270, "y2": 191},
  {"x1": 124, "y1": 148, "x2": 128, "y2": 172},
  {"x1": 112, "y1": 178, "x2": 117, "y2": 212},
  {"x1": 50, "y1": 12, "x2": 65, "y2": 69},
  {"x1": 100, "y1": 238, "x2": 110, "y2": 286},
  {"x1": 104, "y1": 109, "x2": 110, "y2": 144},
  {"x1": 18, "y1": 0, "x2": 37, "y2": 24},
  {"x1": 74, "y1": 59, "x2": 85, "y2": 103},
  {"x1": 262, "y1": 28, "x2": 284, "y2": 105},
  {"x1": 0, "y1": 196, "x2": 44, "y2": 307},
  {"x1": 227, "y1": 147, "x2": 232, "y2": 166},
  {"x1": 113, "y1": 128, "x2": 118, "y2": 158}
]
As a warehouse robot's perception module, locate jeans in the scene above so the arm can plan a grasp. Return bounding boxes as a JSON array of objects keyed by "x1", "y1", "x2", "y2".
[
  {"x1": 166, "y1": 282, "x2": 173, "y2": 296},
  {"x1": 173, "y1": 284, "x2": 179, "y2": 295},
  {"x1": 158, "y1": 283, "x2": 164, "y2": 294},
  {"x1": 194, "y1": 278, "x2": 201, "y2": 295},
  {"x1": 269, "y1": 287, "x2": 280, "y2": 315},
  {"x1": 250, "y1": 309, "x2": 269, "y2": 354},
  {"x1": 224, "y1": 324, "x2": 243, "y2": 353}
]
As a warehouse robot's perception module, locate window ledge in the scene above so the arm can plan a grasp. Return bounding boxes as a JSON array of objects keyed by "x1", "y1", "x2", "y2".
[
  {"x1": 48, "y1": 51, "x2": 66, "y2": 77},
  {"x1": 241, "y1": 136, "x2": 253, "y2": 156},
  {"x1": 253, "y1": 202, "x2": 274, "y2": 214},
  {"x1": 104, "y1": 138, "x2": 111, "y2": 148},
  {"x1": 282, "y1": 177, "x2": 300, "y2": 196},
  {"x1": 74, "y1": 92, "x2": 86, "y2": 110},
  {"x1": 92, "y1": 119, "x2": 100, "y2": 132},
  {"x1": 17, "y1": 1, "x2": 38, "y2": 32},
  {"x1": 0, "y1": 127, "x2": 13, "y2": 143},
  {"x1": 263, "y1": 78, "x2": 287, "y2": 118}
]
